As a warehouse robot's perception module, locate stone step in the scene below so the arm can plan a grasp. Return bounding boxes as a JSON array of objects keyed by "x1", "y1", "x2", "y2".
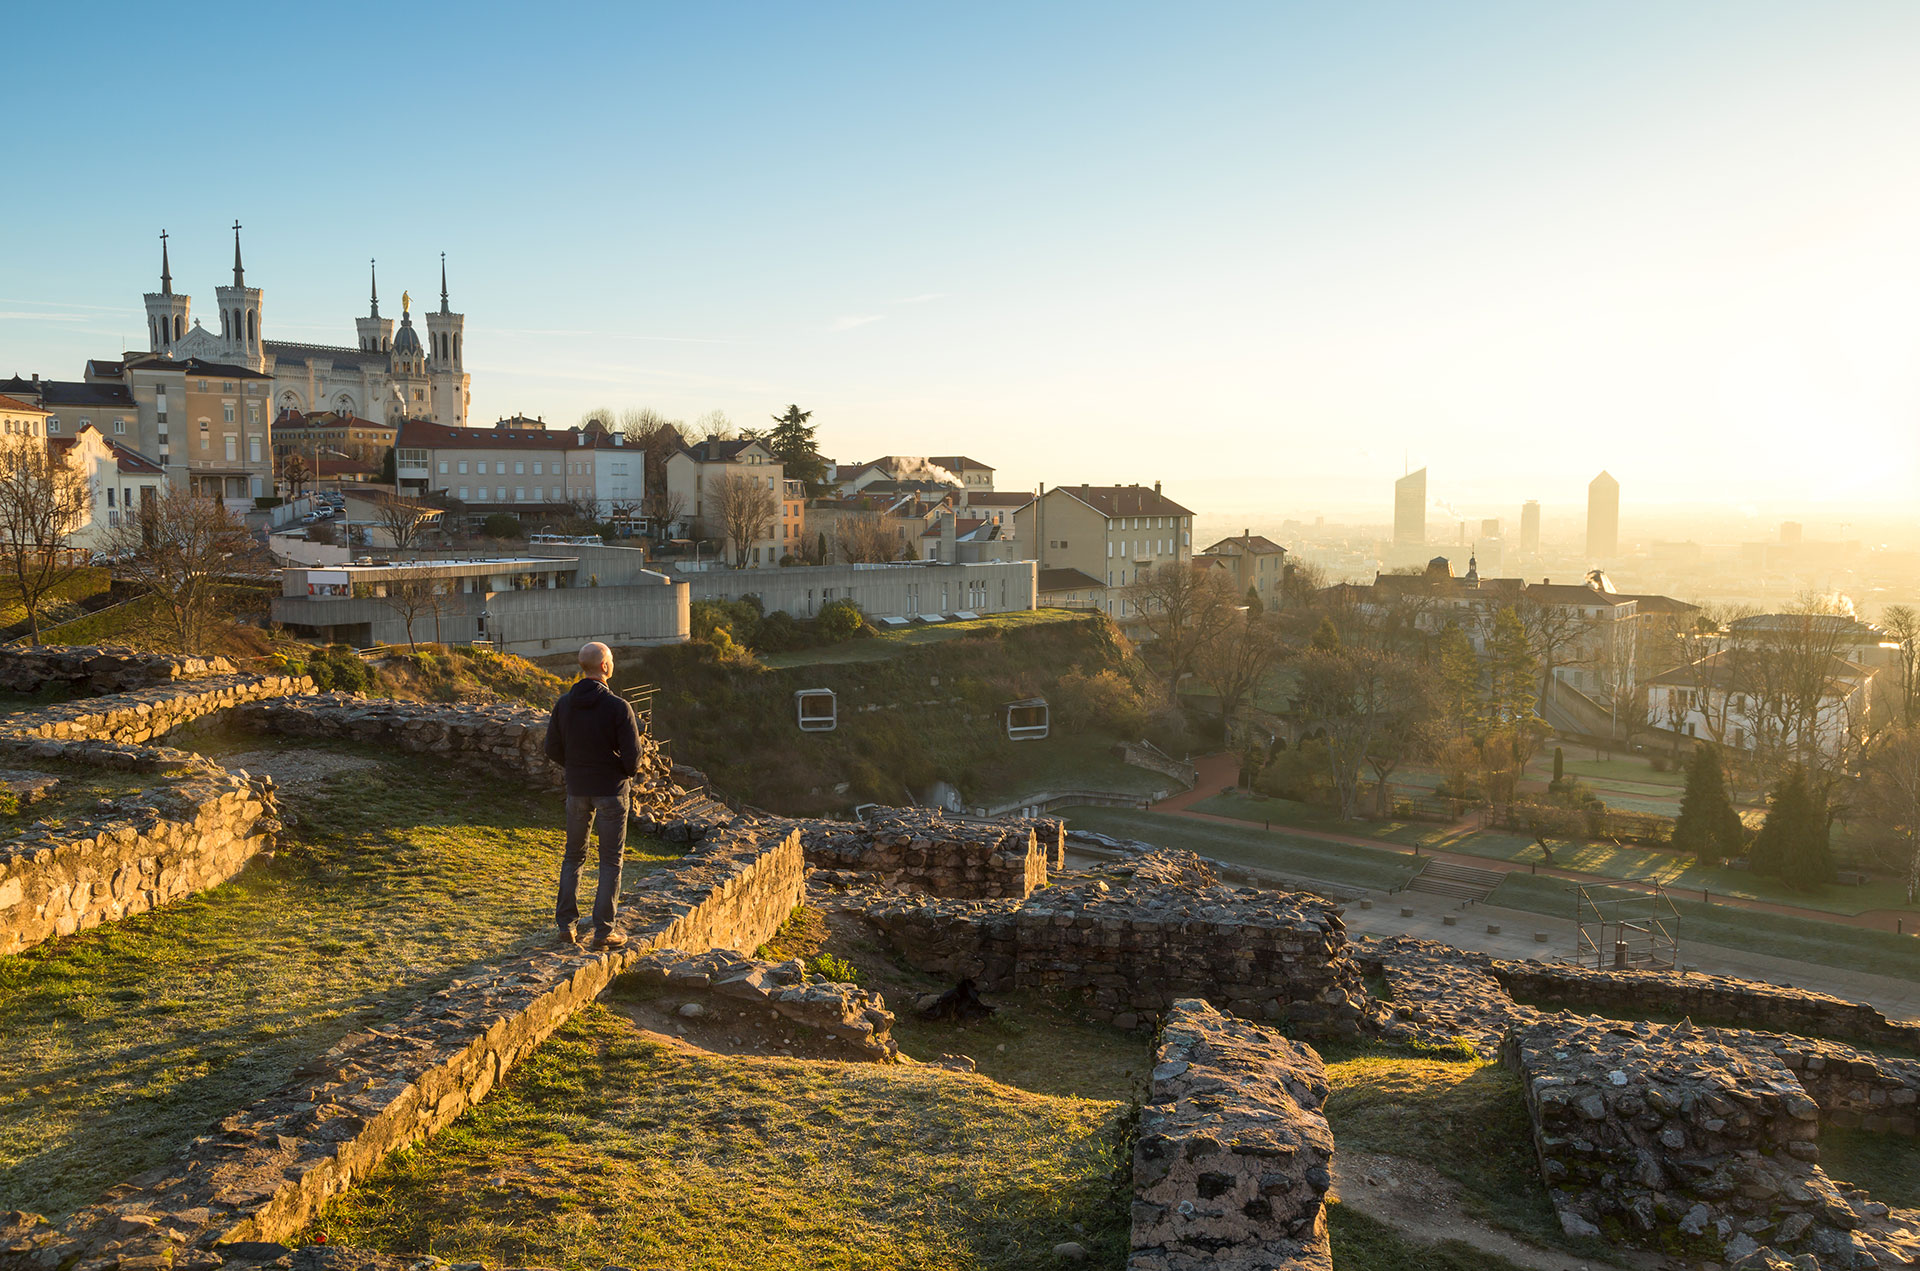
[{"x1": 1404, "y1": 858, "x2": 1504, "y2": 903}]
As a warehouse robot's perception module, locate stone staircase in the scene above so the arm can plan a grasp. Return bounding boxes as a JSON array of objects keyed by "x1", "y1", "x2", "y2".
[{"x1": 1403, "y1": 857, "x2": 1504, "y2": 903}]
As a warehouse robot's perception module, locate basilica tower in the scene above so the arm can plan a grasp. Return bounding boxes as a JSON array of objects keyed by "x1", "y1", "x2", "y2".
[
  {"x1": 355, "y1": 261, "x2": 395, "y2": 354},
  {"x1": 386, "y1": 291, "x2": 431, "y2": 423},
  {"x1": 142, "y1": 231, "x2": 191, "y2": 355},
  {"x1": 213, "y1": 222, "x2": 265, "y2": 371},
  {"x1": 422, "y1": 253, "x2": 468, "y2": 425}
]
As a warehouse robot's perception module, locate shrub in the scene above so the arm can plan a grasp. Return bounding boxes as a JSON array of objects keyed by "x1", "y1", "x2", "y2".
[
  {"x1": 481, "y1": 513, "x2": 524, "y2": 539},
  {"x1": 297, "y1": 644, "x2": 371, "y2": 693},
  {"x1": 1054, "y1": 668, "x2": 1150, "y2": 737},
  {"x1": 806, "y1": 952, "x2": 860, "y2": 984},
  {"x1": 1649, "y1": 753, "x2": 1672, "y2": 773},
  {"x1": 690, "y1": 599, "x2": 761, "y2": 647},
  {"x1": 816, "y1": 598, "x2": 868, "y2": 642},
  {"x1": 751, "y1": 610, "x2": 805, "y2": 653}
]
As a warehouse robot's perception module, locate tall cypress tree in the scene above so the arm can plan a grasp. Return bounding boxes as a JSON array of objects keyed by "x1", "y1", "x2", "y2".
[
  {"x1": 1673, "y1": 744, "x2": 1742, "y2": 864},
  {"x1": 1750, "y1": 768, "x2": 1831, "y2": 888}
]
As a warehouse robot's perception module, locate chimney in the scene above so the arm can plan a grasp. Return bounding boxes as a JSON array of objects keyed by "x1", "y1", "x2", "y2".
[
  {"x1": 1243, "y1": 527, "x2": 1249, "y2": 537},
  {"x1": 1154, "y1": 481, "x2": 1162, "y2": 495}
]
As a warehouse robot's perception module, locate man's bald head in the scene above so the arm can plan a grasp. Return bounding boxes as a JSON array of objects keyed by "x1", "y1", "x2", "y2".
[{"x1": 578, "y1": 642, "x2": 613, "y2": 680}]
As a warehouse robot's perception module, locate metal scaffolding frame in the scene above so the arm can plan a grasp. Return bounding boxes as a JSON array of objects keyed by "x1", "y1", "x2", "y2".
[{"x1": 1574, "y1": 884, "x2": 1679, "y2": 970}]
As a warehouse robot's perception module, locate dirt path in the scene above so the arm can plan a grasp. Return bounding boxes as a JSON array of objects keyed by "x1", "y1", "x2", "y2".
[
  {"x1": 1331, "y1": 1150, "x2": 1653, "y2": 1271},
  {"x1": 1152, "y1": 753, "x2": 1915, "y2": 935}
]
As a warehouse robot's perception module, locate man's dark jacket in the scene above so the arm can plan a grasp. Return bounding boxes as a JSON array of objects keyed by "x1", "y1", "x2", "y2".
[{"x1": 543, "y1": 678, "x2": 642, "y2": 797}]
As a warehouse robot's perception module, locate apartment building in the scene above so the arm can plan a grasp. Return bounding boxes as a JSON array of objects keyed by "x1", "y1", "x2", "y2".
[
  {"x1": 50, "y1": 425, "x2": 168, "y2": 549},
  {"x1": 394, "y1": 419, "x2": 638, "y2": 518},
  {"x1": 1199, "y1": 531, "x2": 1288, "y2": 609},
  {"x1": 1010, "y1": 482, "x2": 1195, "y2": 618},
  {"x1": 664, "y1": 437, "x2": 786, "y2": 567}
]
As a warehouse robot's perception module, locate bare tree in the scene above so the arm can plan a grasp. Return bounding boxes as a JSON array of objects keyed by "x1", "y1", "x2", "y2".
[
  {"x1": 1880, "y1": 605, "x2": 1920, "y2": 724},
  {"x1": 1516, "y1": 596, "x2": 1595, "y2": 704},
  {"x1": 1125, "y1": 565, "x2": 1239, "y2": 690},
  {"x1": 0, "y1": 436, "x2": 92, "y2": 644},
  {"x1": 1860, "y1": 726, "x2": 1920, "y2": 902},
  {"x1": 1294, "y1": 647, "x2": 1424, "y2": 820},
  {"x1": 835, "y1": 513, "x2": 901, "y2": 564},
  {"x1": 693, "y1": 409, "x2": 736, "y2": 441},
  {"x1": 367, "y1": 495, "x2": 439, "y2": 551},
  {"x1": 279, "y1": 451, "x2": 313, "y2": 501},
  {"x1": 372, "y1": 570, "x2": 451, "y2": 651},
  {"x1": 712, "y1": 473, "x2": 778, "y2": 568},
  {"x1": 106, "y1": 490, "x2": 262, "y2": 655},
  {"x1": 1195, "y1": 611, "x2": 1286, "y2": 738},
  {"x1": 641, "y1": 487, "x2": 684, "y2": 539}
]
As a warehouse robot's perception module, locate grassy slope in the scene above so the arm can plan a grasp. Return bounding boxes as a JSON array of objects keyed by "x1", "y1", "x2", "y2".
[
  {"x1": 0, "y1": 568, "x2": 112, "y2": 637},
  {"x1": 1059, "y1": 806, "x2": 1421, "y2": 893},
  {"x1": 761, "y1": 609, "x2": 1088, "y2": 669},
  {"x1": 313, "y1": 1005, "x2": 1131, "y2": 1271},
  {"x1": 0, "y1": 743, "x2": 680, "y2": 1219},
  {"x1": 622, "y1": 614, "x2": 1166, "y2": 815}
]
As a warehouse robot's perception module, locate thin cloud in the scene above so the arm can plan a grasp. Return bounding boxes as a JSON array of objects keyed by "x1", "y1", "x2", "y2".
[
  {"x1": 0, "y1": 299, "x2": 129, "y2": 313},
  {"x1": 894, "y1": 292, "x2": 948, "y2": 305},
  {"x1": 0, "y1": 312, "x2": 85, "y2": 321},
  {"x1": 830, "y1": 314, "x2": 884, "y2": 332}
]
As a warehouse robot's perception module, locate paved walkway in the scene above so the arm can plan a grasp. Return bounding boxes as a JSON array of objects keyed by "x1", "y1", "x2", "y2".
[{"x1": 1154, "y1": 754, "x2": 1918, "y2": 935}]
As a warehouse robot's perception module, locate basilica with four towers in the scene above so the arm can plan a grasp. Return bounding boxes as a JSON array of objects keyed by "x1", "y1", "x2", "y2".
[{"x1": 143, "y1": 225, "x2": 471, "y2": 427}]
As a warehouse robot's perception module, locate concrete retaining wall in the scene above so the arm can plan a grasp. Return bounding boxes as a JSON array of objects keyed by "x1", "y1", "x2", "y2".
[{"x1": 2, "y1": 825, "x2": 806, "y2": 1270}]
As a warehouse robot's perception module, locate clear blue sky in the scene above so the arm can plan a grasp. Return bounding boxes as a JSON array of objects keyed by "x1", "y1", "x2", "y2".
[{"x1": 7, "y1": 2, "x2": 1920, "y2": 527}]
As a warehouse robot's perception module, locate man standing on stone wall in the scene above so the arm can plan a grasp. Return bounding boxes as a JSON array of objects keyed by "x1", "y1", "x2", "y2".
[{"x1": 543, "y1": 641, "x2": 640, "y2": 950}]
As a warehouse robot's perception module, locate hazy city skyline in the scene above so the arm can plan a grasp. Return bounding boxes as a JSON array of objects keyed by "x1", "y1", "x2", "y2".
[{"x1": 8, "y1": 2, "x2": 1920, "y2": 522}]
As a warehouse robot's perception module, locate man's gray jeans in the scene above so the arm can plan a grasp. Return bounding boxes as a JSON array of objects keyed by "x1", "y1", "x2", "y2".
[{"x1": 558, "y1": 783, "x2": 627, "y2": 939}]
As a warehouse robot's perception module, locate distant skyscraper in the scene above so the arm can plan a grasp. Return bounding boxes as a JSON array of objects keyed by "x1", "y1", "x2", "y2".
[
  {"x1": 1587, "y1": 471, "x2": 1619, "y2": 559},
  {"x1": 1394, "y1": 468, "x2": 1426, "y2": 545},
  {"x1": 1520, "y1": 500, "x2": 1540, "y2": 555},
  {"x1": 1480, "y1": 517, "x2": 1501, "y2": 539}
]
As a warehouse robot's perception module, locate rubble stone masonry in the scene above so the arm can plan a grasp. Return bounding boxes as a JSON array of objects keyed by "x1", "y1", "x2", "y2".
[
  {"x1": 0, "y1": 645, "x2": 237, "y2": 695},
  {"x1": 796, "y1": 807, "x2": 1049, "y2": 899}
]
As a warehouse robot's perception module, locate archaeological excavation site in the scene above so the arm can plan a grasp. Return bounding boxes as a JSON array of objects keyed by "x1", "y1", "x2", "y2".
[{"x1": 3, "y1": 645, "x2": 1918, "y2": 1271}]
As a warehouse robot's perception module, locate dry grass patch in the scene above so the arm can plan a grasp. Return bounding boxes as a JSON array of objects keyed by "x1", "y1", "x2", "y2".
[{"x1": 313, "y1": 1005, "x2": 1130, "y2": 1270}]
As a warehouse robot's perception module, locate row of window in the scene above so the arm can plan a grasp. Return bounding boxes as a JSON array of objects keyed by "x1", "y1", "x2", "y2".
[
  {"x1": 445, "y1": 486, "x2": 573, "y2": 503},
  {"x1": 436, "y1": 458, "x2": 609, "y2": 477},
  {"x1": 1107, "y1": 515, "x2": 1188, "y2": 530}
]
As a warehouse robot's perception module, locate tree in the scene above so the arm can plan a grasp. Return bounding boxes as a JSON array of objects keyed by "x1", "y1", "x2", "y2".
[
  {"x1": 1294, "y1": 647, "x2": 1423, "y2": 820},
  {"x1": 1125, "y1": 565, "x2": 1239, "y2": 690},
  {"x1": 368, "y1": 495, "x2": 437, "y2": 551},
  {"x1": 712, "y1": 473, "x2": 778, "y2": 568},
  {"x1": 1748, "y1": 768, "x2": 1832, "y2": 889},
  {"x1": 1280, "y1": 559, "x2": 1329, "y2": 614},
  {"x1": 1196, "y1": 611, "x2": 1286, "y2": 737},
  {"x1": 378, "y1": 446, "x2": 396, "y2": 485},
  {"x1": 105, "y1": 489, "x2": 262, "y2": 655},
  {"x1": 1243, "y1": 586, "x2": 1263, "y2": 617},
  {"x1": 1881, "y1": 605, "x2": 1920, "y2": 725},
  {"x1": 279, "y1": 451, "x2": 313, "y2": 501},
  {"x1": 765, "y1": 404, "x2": 828, "y2": 495},
  {"x1": 1860, "y1": 726, "x2": 1920, "y2": 902},
  {"x1": 1671, "y1": 744, "x2": 1743, "y2": 864},
  {"x1": 1433, "y1": 622, "x2": 1480, "y2": 737},
  {"x1": 1486, "y1": 606, "x2": 1538, "y2": 734},
  {"x1": 0, "y1": 435, "x2": 92, "y2": 644},
  {"x1": 641, "y1": 487, "x2": 685, "y2": 539},
  {"x1": 373, "y1": 570, "x2": 450, "y2": 651},
  {"x1": 1310, "y1": 615, "x2": 1342, "y2": 652},
  {"x1": 832, "y1": 513, "x2": 899, "y2": 564},
  {"x1": 1515, "y1": 597, "x2": 1595, "y2": 705}
]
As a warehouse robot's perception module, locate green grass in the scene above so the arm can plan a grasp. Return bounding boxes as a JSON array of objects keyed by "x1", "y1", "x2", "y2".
[
  {"x1": 1321, "y1": 1044, "x2": 1617, "y2": 1264},
  {"x1": 1057, "y1": 807, "x2": 1421, "y2": 894},
  {"x1": 310, "y1": 1005, "x2": 1131, "y2": 1270},
  {"x1": 0, "y1": 685, "x2": 79, "y2": 717},
  {"x1": 0, "y1": 758, "x2": 158, "y2": 833},
  {"x1": 969, "y1": 733, "x2": 1172, "y2": 806},
  {"x1": 31, "y1": 593, "x2": 167, "y2": 646},
  {"x1": 762, "y1": 609, "x2": 1089, "y2": 669},
  {"x1": 0, "y1": 743, "x2": 682, "y2": 1220},
  {"x1": 0, "y1": 568, "x2": 111, "y2": 637},
  {"x1": 1189, "y1": 790, "x2": 1468, "y2": 850},
  {"x1": 1483, "y1": 873, "x2": 1920, "y2": 982},
  {"x1": 1820, "y1": 1126, "x2": 1920, "y2": 1210}
]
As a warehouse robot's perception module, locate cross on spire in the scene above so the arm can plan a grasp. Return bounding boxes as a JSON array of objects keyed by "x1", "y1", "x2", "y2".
[
  {"x1": 159, "y1": 229, "x2": 172, "y2": 295},
  {"x1": 231, "y1": 220, "x2": 245, "y2": 287}
]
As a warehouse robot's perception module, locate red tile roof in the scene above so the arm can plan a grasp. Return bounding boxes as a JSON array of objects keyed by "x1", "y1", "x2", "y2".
[
  {"x1": 0, "y1": 393, "x2": 49, "y2": 416},
  {"x1": 1052, "y1": 484, "x2": 1193, "y2": 518}
]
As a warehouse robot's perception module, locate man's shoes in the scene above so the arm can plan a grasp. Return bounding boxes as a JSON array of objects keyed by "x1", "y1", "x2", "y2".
[
  {"x1": 591, "y1": 931, "x2": 628, "y2": 951},
  {"x1": 550, "y1": 925, "x2": 580, "y2": 947}
]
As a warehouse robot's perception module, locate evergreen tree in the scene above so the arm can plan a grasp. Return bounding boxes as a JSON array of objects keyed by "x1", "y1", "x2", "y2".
[
  {"x1": 1310, "y1": 615, "x2": 1342, "y2": 652},
  {"x1": 1750, "y1": 768, "x2": 1832, "y2": 888},
  {"x1": 379, "y1": 446, "x2": 396, "y2": 484},
  {"x1": 1552, "y1": 746, "x2": 1565, "y2": 783},
  {"x1": 1244, "y1": 586, "x2": 1263, "y2": 616},
  {"x1": 1486, "y1": 606, "x2": 1538, "y2": 732},
  {"x1": 1434, "y1": 621, "x2": 1480, "y2": 736},
  {"x1": 765, "y1": 404, "x2": 828, "y2": 495},
  {"x1": 1672, "y1": 744, "x2": 1743, "y2": 864}
]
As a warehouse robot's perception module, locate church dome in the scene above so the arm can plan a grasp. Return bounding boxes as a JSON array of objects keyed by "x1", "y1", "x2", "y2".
[{"x1": 392, "y1": 312, "x2": 424, "y2": 359}]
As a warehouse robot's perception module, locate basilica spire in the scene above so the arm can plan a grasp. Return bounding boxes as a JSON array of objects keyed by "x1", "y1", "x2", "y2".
[
  {"x1": 231, "y1": 220, "x2": 245, "y2": 287},
  {"x1": 369, "y1": 259, "x2": 380, "y2": 319},
  {"x1": 439, "y1": 252, "x2": 449, "y2": 314},
  {"x1": 159, "y1": 230, "x2": 172, "y2": 295}
]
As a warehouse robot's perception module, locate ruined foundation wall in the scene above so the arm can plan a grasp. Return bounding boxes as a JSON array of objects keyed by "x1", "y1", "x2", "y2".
[
  {"x1": 798, "y1": 808, "x2": 1048, "y2": 899},
  {"x1": 0, "y1": 645, "x2": 238, "y2": 695},
  {"x1": 2, "y1": 826, "x2": 807, "y2": 1271},
  {"x1": 1129, "y1": 998, "x2": 1333, "y2": 1271},
  {"x1": 10, "y1": 675, "x2": 312, "y2": 745}
]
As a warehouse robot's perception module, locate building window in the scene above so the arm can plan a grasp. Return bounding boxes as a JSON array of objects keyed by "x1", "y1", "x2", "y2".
[
  {"x1": 459, "y1": 487, "x2": 469, "y2": 500},
  {"x1": 223, "y1": 404, "x2": 235, "y2": 423},
  {"x1": 249, "y1": 436, "x2": 261, "y2": 463},
  {"x1": 113, "y1": 418, "x2": 127, "y2": 435},
  {"x1": 458, "y1": 460, "x2": 468, "y2": 474},
  {"x1": 225, "y1": 436, "x2": 237, "y2": 461},
  {"x1": 515, "y1": 487, "x2": 525, "y2": 501},
  {"x1": 438, "y1": 461, "x2": 448, "y2": 475},
  {"x1": 46, "y1": 417, "x2": 59, "y2": 433},
  {"x1": 533, "y1": 462, "x2": 543, "y2": 475}
]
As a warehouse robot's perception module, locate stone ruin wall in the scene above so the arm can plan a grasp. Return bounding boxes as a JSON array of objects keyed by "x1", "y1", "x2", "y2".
[
  {"x1": 13, "y1": 674, "x2": 313, "y2": 745},
  {"x1": 1, "y1": 825, "x2": 807, "y2": 1271},
  {"x1": 0, "y1": 645, "x2": 239, "y2": 695},
  {"x1": 864, "y1": 877, "x2": 1370, "y2": 1036},
  {"x1": 796, "y1": 808, "x2": 1050, "y2": 899},
  {"x1": 1130, "y1": 998, "x2": 1333, "y2": 1271},
  {"x1": 229, "y1": 694, "x2": 678, "y2": 815}
]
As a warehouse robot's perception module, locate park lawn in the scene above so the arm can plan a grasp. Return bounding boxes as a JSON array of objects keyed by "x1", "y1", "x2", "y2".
[
  {"x1": 761, "y1": 609, "x2": 1089, "y2": 669},
  {"x1": 0, "y1": 744, "x2": 682, "y2": 1220},
  {"x1": 1059, "y1": 806, "x2": 1420, "y2": 894},
  {"x1": 0, "y1": 567, "x2": 111, "y2": 635},
  {"x1": 309, "y1": 1004, "x2": 1132, "y2": 1271},
  {"x1": 967, "y1": 733, "x2": 1173, "y2": 807},
  {"x1": 1189, "y1": 791, "x2": 1470, "y2": 851},
  {"x1": 1482, "y1": 874, "x2": 1920, "y2": 982}
]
